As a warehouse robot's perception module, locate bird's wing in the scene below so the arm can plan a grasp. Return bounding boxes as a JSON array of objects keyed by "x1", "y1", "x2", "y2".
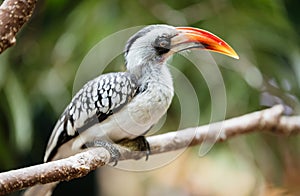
[{"x1": 44, "y1": 72, "x2": 138, "y2": 162}]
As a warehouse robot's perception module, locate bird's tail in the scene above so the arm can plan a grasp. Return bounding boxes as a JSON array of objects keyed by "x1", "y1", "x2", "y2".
[{"x1": 23, "y1": 182, "x2": 59, "y2": 196}]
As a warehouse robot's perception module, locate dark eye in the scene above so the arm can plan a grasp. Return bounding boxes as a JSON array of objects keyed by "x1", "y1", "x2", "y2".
[{"x1": 153, "y1": 36, "x2": 171, "y2": 55}]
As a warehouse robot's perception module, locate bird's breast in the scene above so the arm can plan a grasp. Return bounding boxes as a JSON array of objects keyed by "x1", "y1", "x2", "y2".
[{"x1": 106, "y1": 81, "x2": 174, "y2": 140}]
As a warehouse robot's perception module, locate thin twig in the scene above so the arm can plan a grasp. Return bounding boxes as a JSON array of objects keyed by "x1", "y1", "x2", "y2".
[{"x1": 0, "y1": 105, "x2": 299, "y2": 195}]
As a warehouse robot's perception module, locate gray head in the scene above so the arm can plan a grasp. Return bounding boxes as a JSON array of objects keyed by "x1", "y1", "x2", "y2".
[
  {"x1": 124, "y1": 24, "x2": 239, "y2": 76},
  {"x1": 124, "y1": 25, "x2": 176, "y2": 73}
]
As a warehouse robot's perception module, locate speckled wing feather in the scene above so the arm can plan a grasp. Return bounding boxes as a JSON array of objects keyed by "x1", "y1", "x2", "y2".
[{"x1": 44, "y1": 72, "x2": 138, "y2": 162}]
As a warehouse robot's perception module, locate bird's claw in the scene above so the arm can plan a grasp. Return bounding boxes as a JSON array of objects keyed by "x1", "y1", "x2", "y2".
[
  {"x1": 94, "y1": 140, "x2": 120, "y2": 166},
  {"x1": 118, "y1": 136, "x2": 151, "y2": 161},
  {"x1": 136, "y1": 136, "x2": 151, "y2": 161}
]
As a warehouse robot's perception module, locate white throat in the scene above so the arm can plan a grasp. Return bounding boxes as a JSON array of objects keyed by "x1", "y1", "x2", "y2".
[{"x1": 129, "y1": 61, "x2": 173, "y2": 93}]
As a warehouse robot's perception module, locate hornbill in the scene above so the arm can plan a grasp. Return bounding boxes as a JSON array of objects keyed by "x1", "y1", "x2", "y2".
[{"x1": 24, "y1": 24, "x2": 238, "y2": 196}]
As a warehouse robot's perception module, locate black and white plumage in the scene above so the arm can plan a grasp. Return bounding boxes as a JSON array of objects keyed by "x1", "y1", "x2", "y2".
[
  {"x1": 24, "y1": 24, "x2": 238, "y2": 196},
  {"x1": 44, "y1": 72, "x2": 139, "y2": 162}
]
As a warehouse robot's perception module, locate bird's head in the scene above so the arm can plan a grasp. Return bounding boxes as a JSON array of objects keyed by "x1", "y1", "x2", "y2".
[{"x1": 124, "y1": 24, "x2": 239, "y2": 76}]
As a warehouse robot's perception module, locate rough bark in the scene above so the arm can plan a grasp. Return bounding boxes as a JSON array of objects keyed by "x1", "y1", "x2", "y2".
[
  {"x1": 0, "y1": 148, "x2": 109, "y2": 195},
  {"x1": 0, "y1": 0, "x2": 37, "y2": 53}
]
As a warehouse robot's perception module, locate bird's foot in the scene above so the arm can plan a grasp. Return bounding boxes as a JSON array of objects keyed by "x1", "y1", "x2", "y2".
[
  {"x1": 117, "y1": 136, "x2": 151, "y2": 161},
  {"x1": 94, "y1": 140, "x2": 120, "y2": 166}
]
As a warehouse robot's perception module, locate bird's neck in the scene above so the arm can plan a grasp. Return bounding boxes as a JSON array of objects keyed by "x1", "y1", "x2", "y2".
[{"x1": 129, "y1": 62, "x2": 173, "y2": 92}]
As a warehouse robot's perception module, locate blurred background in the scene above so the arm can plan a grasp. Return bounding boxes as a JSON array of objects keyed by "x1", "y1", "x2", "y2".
[{"x1": 0, "y1": 0, "x2": 300, "y2": 195}]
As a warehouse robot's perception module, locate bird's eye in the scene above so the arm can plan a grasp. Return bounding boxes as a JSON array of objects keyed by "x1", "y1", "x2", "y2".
[{"x1": 153, "y1": 36, "x2": 171, "y2": 55}]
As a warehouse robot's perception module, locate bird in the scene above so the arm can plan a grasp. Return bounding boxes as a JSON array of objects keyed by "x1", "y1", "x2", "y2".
[{"x1": 24, "y1": 24, "x2": 238, "y2": 196}]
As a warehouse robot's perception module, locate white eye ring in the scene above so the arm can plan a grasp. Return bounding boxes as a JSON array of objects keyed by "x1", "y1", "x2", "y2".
[{"x1": 159, "y1": 40, "x2": 168, "y2": 47}]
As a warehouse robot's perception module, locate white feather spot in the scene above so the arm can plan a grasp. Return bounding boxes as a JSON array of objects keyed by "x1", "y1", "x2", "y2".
[
  {"x1": 120, "y1": 95, "x2": 126, "y2": 104},
  {"x1": 116, "y1": 76, "x2": 121, "y2": 83},
  {"x1": 76, "y1": 100, "x2": 81, "y2": 108},
  {"x1": 102, "y1": 91, "x2": 108, "y2": 98},
  {"x1": 73, "y1": 109, "x2": 79, "y2": 120},
  {"x1": 116, "y1": 83, "x2": 121, "y2": 91},
  {"x1": 121, "y1": 87, "x2": 127, "y2": 94},
  {"x1": 83, "y1": 103, "x2": 88, "y2": 109},
  {"x1": 67, "y1": 121, "x2": 73, "y2": 132},
  {"x1": 69, "y1": 106, "x2": 75, "y2": 115},
  {"x1": 92, "y1": 89, "x2": 98, "y2": 97},
  {"x1": 92, "y1": 95, "x2": 98, "y2": 102},
  {"x1": 108, "y1": 89, "x2": 113, "y2": 96},
  {"x1": 89, "y1": 103, "x2": 95, "y2": 109},
  {"x1": 102, "y1": 98, "x2": 109, "y2": 107},
  {"x1": 115, "y1": 94, "x2": 120, "y2": 104}
]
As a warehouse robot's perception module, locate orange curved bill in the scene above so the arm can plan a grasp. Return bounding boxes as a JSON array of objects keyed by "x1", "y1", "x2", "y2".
[{"x1": 175, "y1": 27, "x2": 239, "y2": 59}]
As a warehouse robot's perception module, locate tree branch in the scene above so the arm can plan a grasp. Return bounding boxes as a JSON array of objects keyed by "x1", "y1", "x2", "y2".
[
  {"x1": 0, "y1": 105, "x2": 299, "y2": 195},
  {"x1": 0, "y1": 0, "x2": 37, "y2": 53}
]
